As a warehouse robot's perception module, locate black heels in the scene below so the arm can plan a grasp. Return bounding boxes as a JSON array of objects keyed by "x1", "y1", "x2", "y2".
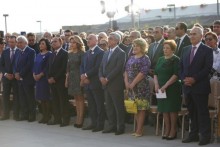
[
  {"x1": 74, "y1": 123, "x2": 83, "y2": 128},
  {"x1": 166, "y1": 132, "x2": 177, "y2": 140}
]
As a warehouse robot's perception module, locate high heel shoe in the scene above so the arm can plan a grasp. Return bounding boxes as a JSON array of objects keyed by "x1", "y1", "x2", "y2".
[
  {"x1": 74, "y1": 123, "x2": 83, "y2": 128},
  {"x1": 131, "y1": 132, "x2": 136, "y2": 136},
  {"x1": 166, "y1": 133, "x2": 177, "y2": 140},
  {"x1": 135, "y1": 133, "x2": 143, "y2": 137}
]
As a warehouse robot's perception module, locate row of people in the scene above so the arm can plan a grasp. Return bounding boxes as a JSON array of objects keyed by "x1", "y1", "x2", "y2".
[{"x1": 0, "y1": 21, "x2": 219, "y2": 146}]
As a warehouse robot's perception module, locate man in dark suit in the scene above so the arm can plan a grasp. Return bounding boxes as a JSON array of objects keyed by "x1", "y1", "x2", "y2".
[
  {"x1": 147, "y1": 26, "x2": 165, "y2": 77},
  {"x1": 27, "y1": 32, "x2": 40, "y2": 54},
  {"x1": 213, "y1": 20, "x2": 220, "y2": 48},
  {"x1": 0, "y1": 36, "x2": 20, "y2": 120},
  {"x1": 180, "y1": 27, "x2": 213, "y2": 146},
  {"x1": 48, "y1": 37, "x2": 69, "y2": 127},
  {"x1": 80, "y1": 34, "x2": 105, "y2": 132},
  {"x1": 175, "y1": 22, "x2": 191, "y2": 57},
  {"x1": 99, "y1": 32, "x2": 126, "y2": 135},
  {"x1": 14, "y1": 35, "x2": 36, "y2": 122}
]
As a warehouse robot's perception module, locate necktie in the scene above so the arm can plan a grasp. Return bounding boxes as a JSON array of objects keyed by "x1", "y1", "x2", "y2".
[
  {"x1": 152, "y1": 42, "x2": 158, "y2": 57},
  {"x1": 107, "y1": 49, "x2": 113, "y2": 61},
  {"x1": 53, "y1": 51, "x2": 57, "y2": 63},
  {"x1": 190, "y1": 46, "x2": 197, "y2": 64},
  {"x1": 176, "y1": 38, "x2": 181, "y2": 53},
  {"x1": 11, "y1": 49, "x2": 15, "y2": 62}
]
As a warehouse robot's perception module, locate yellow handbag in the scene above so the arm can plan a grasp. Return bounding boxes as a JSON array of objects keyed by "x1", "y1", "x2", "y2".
[{"x1": 124, "y1": 99, "x2": 137, "y2": 114}]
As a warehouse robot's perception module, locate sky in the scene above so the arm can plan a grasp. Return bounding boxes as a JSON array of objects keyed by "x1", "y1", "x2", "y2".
[{"x1": 0, "y1": 0, "x2": 218, "y2": 34}]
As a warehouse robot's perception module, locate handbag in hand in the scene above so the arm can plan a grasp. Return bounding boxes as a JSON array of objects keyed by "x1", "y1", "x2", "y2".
[{"x1": 124, "y1": 90, "x2": 137, "y2": 114}]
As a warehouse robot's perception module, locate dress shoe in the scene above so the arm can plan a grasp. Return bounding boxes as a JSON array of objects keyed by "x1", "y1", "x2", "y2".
[
  {"x1": 13, "y1": 115, "x2": 20, "y2": 121},
  {"x1": 47, "y1": 120, "x2": 61, "y2": 125},
  {"x1": 162, "y1": 136, "x2": 167, "y2": 139},
  {"x1": 131, "y1": 133, "x2": 136, "y2": 136},
  {"x1": 92, "y1": 127, "x2": 103, "y2": 132},
  {"x1": 0, "y1": 116, "x2": 9, "y2": 120},
  {"x1": 182, "y1": 136, "x2": 199, "y2": 143},
  {"x1": 115, "y1": 130, "x2": 124, "y2": 135},
  {"x1": 198, "y1": 139, "x2": 210, "y2": 146},
  {"x1": 166, "y1": 132, "x2": 177, "y2": 140},
  {"x1": 82, "y1": 125, "x2": 94, "y2": 130},
  {"x1": 135, "y1": 133, "x2": 143, "y2": 137},
  {"x1": 18, "y1": 116, "x2": 28, "y2": 121},
  {"x1": 60, "y1": 123, "x2": 69, "y2": 127},
  {"x1": 102, "y1": 128, "x2": 117, "y2": 133},
  {"x1": 74, "y1": 124, "x2": 83, "y2": 128},
  {"x1": 28, "y1": 117, "x2": 36, "y2": 122}
]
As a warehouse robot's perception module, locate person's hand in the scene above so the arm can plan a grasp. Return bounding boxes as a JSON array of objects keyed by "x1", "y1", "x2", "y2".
[
  {"x1": 183, "y1": 77, "x2": 195, "y2": 86},
  {"x1": 160, "y1": 85, "x2": 167, "y2": 93},
  {"x1": 125, "y1": 82, "x2": 130, "y2": 90},
  {"x1": 48, "y1": 77, "x2": 56, "y2": 84},
  {"x1": 15, "y1": 73, "x2": 21, "y2": 80},
  {"x1": 100, "y1": 77, "x2": 108, "y2": 86},
  {"x1": 128, "y1": 82, "x2": 135, "y2": 89},
  {"x1": 81, "y1": 74, "x2": 87, "y2": 80},
  {"x1": 83, "y1": 78, "x2": 90, "y2": 84},
  {"x1": 155, "y1": 84, "x2": 160, "y2": 93},
  {"x1": 5, "y1": 73, "x2": 14, "y2": 80}
]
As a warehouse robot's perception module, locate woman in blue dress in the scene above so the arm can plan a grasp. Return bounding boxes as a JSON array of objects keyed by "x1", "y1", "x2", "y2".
[{"x1": 33, "y1": 38, "x2": 52, "y2": 124}]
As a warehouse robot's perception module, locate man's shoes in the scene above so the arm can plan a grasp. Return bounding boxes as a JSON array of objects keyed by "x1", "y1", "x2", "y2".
[
  {"x1": 102, "y1": 128, "x2": 117, "y2": 133},
  {"x1": 82, "y1": 125, "x2": 94, "y2": 130},
  {"x1": 198, "y1": 139, "x2": 210, "y2": 146},
  {"x1": 92, "y1": 127, "x2": 103, "y2": 132},
  {"x1": 47, "y1": 120, "x2": 61, "y2": 125},
  {"x1": 60, "y1": 123, "x2": 69, "y2": 127},
  {"x1": 0, "y1": 116, "x2": 9, "y2": 120},
  {"x1": 18, "y1": 116, "x2": 28, "y2": 121},
  {"x1": 182, "y1": 136, "x2": 199, "y2": 143},
  {"x1": 28, "y1": 116, "x2": 36, "y2": 122},
  {"x1": 115, "y1": 130, "x2": 124, "y2": 135}
]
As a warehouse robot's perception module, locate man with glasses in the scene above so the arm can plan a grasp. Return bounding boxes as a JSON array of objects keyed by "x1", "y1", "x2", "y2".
[
  {"x1": 175, "y1": 22, "x2": 191, "y2": 57},
  {"x1": 213, "y1": 20, "x2": 220, "y2": 48}
]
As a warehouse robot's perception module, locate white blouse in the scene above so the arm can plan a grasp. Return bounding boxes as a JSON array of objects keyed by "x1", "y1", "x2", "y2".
[{"x1": 213, "y1": 48, "x2": 220, "y2": 73}]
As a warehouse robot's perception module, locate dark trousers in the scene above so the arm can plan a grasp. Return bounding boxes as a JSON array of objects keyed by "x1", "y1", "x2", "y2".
[
  {"x1": 186, "y1": 93, "x2": 211, "y2": 139},
  {"x1": 2, "y1": 78, "x2": 19, "y2": 117},
  {"x1": 50, "y1": 81, "x2": 69, "y2": 123},
  {"x1": 86, "y1": 88, "x2": 105, "y2": 128},
  {"x1": 18, "y1": 81, "x2": 35, "y2": 119},
  {"x1": 104, "y1": 89, "x2": 125, "y2": 131}
]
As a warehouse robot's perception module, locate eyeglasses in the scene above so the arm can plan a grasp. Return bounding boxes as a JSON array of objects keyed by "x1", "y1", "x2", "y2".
[{"x1": 205, "y1": 38, "x2": 213, "y2": 42}]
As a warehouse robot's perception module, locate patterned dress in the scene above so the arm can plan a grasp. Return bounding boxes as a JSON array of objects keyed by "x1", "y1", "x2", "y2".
[
  {"x1": 125, "y1": 55, "x2": 151, "y2": 110},
  {"x1": 33, "y1": 51, "x2": 52, "y2": 100},
  {"x1": 66, "y1": 51, "x2": 84, "y2": 96}
]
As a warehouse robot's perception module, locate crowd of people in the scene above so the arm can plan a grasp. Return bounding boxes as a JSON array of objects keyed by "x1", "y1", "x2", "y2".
[{"x1": 0, "y1": 20, "x2": 220, "y2": 146}]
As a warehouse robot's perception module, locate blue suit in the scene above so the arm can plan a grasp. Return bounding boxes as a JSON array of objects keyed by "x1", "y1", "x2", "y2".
[
  {"x1": 14, "y1": 46, "x2": 36, "y2": 120},
  {"x1": 180, "y1": 42, "x2": 213, "y2": 140},
  {"x1": 1, "y1": 48, "x2": 20, "y2": 118},
  {"x1": 80, "y1": 45, "x2": 105, "y2": 129}
]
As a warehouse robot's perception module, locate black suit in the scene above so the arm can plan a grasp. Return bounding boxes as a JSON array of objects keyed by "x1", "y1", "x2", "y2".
[
  {"x1": 48, "y1": 48, "x2": 69, "y2": 124},
  {"x1": 180, "y1": 43, "x2": 213, "y2": 140},
  {"x1": 99, "y1": 46, "x2": 126, "y2": 131},
  {"x1": 80, "y1": 46, "x2": 104, "y2": 129},
  {"x1": 175, "y1": 35, "x2": 191, "y2": 57},
  {"x1": 1, "y1": 48, "x2": 20, "y2": 118},
  {"x1": 147, "y1": 39, "x2": 165, "y2": 71}
]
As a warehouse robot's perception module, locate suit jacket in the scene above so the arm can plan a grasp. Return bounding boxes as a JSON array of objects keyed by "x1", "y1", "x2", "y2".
[
  {"x1": 14, "y1": 46, "x2": 36, "y2": 85},
  {"x1": 1, "y1": 48, "x2": 20, "y2": 76},
  {"x1": 147, "y1": 39, "x2": 165, "y2": 69},
  {"x1": 48, "y1": 48, "x2": 68, "y2": 82},
  {"x1": 80, "y1": 46, "x2": 104, "y2": 90},
  {"x1": 99, "y1": 46, "x2": 126, "y2": 91},
  {"x1": 175, "y1": 35, "x2": 191, "y2": 57},
  {"x1": 180, "y1": 43, "x2": 213, "y2": 94}
]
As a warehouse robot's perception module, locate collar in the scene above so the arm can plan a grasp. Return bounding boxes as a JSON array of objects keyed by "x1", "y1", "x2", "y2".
[
  {"x1": 192, "y1": 42, "x2": 202, "y2": 48},
  {"x1": 21, "y1": 46, "x2": 28, "y2": 52},
  {"x1": 110, "y1": 45, "x2": 118, "y2": 52},
  {"x1": 155, "y1": 38, "x2": 163, "y2": 44},
  {"x1": 90, "y1": 45, "x2": 97, "y2": 52},
  {"x1": 179, "y1": 34, "x2": 187, "y2": 41},
  {"x1": 55, "y1": 47, "x2": 62, "y2": 54},
  {"x1": 10, "y1": 47, "x2": 17, "y2": 51}
]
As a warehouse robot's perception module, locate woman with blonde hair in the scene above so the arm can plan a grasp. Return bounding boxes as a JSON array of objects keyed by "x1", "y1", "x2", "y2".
[
  {"x1": 65, "y1": 35, "x2": 85, "y2": 128},
  {"x1": 124, "y1": 38, "x2": 151, "y2": 137}
]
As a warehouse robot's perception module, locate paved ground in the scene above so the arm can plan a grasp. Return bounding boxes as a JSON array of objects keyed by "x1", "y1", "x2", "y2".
[{"x1": 0, "y1": 117, "x2": 219, "y2": 147}]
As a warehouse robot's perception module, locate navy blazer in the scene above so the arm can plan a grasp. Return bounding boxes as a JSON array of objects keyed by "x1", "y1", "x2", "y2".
[
  {"x1": 80, "y1": 46, "x2": 104, "y2": 90},
  {"x1": 1, "y1": 48, "x2": 20, "y2": 76},
  {"x1": 180, "y1": 43, "x2": 213, "y2": 94},
  {"x1": 175, "y1": 35, "x2": 191, "y2": 57},
  {"x1": 99, "y1": 46, "x2": 126, "y2": 91},
  {"x1": 14, "y1": 46, "x2": 36, "y2": 85}
]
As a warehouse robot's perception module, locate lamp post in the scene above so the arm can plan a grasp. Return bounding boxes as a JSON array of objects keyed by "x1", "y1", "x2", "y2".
[
  {"x1": 217, "y1": 0, "x2": 220, "y2": 18},
  {"x1": 167, "y1": 4, "x2": 176, "y2": 21},
  {"x1": 36, "y1": 20, "x2": 42, "y2": 36},
  {"x1": 3, "y1": 14, "x2": 9, "y2": 34}
]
